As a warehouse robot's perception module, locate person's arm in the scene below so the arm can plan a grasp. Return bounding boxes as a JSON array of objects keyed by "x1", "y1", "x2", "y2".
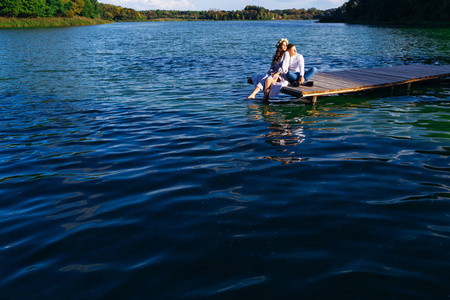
[
  {"x1": 299, "y1": 55, "x2": 305, "y2": 83},
  {"x1": 272, "y1": 71, "x2": 280, "y2": 81},
  {"x1": 294, "y1": 54, "x2": 304, "y2": 84},
  {"x1": 280, "y1": 52, "x2": 290, "y2": 74}
]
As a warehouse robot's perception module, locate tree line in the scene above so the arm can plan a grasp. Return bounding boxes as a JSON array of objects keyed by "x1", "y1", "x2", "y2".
[
  {"x1": 0, "y1": 1, "x2": 334, "y2": 21},
  {"x1": 97, "y1": 5, "x2": 334, "y2": 22},
  {"x1": 0, "y1": 0, "x2": 98, "y2": 18},
  {"x1": 98, "y1": 3, "x2": 140, "y2": 20},
  {"x1": 322, "y1": 0, "x2": 450, "y2": 24},
  {"x1": 3, "y1": 0, "x2": 449, "y2": 24},
  {"x1": 139, "y1": 6, "x2": 331, "y2": 21}
]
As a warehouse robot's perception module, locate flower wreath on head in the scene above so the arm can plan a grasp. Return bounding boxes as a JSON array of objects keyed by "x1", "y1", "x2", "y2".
[{"x1": 276, "y1": 38, "x2": 288, "y2": 48}]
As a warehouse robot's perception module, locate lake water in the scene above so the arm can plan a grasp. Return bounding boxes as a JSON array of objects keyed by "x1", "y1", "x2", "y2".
[{"x1": 0, "y1": 21, "x2": 449, "y2": 299}]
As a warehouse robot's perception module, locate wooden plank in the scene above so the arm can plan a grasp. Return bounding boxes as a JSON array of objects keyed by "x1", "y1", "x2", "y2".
[
  {"x1": 362, "y1": 66, "x2": 447, "y2": 78},
  {"x1": 282, "y1": 73, "x2": 389, "y2": 97},
  {"x1": 314, "y1": 74, "x2": 363, "y2": 87},
  {"x1": 350, "y1": 69, "x2": 415, "y2": 81},
  {"x1": 273, "y1": 73, "x2": 364, "y2": 90},
  {"x1": 377, "y1": 64, "x2": 449, "y2": 73},
  {"x1": 344, "y1": 70, "x2": 407, "y2": 81},
  {"x1": 312, "y1": 79, "x2": 364, "y2": 90},
  {"x1": 329, "y1": 65, "x2": 450, "y2": 80},
  {"x1": 386, "y1": 65, "x2": 450, "y2": 78},
  {"x1": 303, "y1": 79, "x2": 356, "y2": 90},
  {"x1": 281, "y1": 73, "x2": 366, "y2": 97},
  {"x1": 283, "y1": 82, "x2": 377, "y2": 97},
  {"x1": 366, "y1": 70, "x2": 421, "y2": 80},
  {"x1": 405, "y1": 64, "x2": 450, "y2": 71},
  {"x1": 307, "y1": 83, "x2": 350, "y2": 91},
  {"x1": 331, "y1": 73, "x2": 393, "y2": 85}
]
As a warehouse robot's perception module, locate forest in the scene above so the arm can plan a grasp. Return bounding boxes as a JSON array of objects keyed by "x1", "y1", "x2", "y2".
[
  {"x1": 0, "y1": 1, "x2": 331, "y2": 22},
  {"x1": 137, "y1": 6, "x2": 331, "y2": 21},
  {"x1": 98, "y1": 3, "x2": 140, "y2": 20},
  {"x1": 322, "y1": 0, "x2": 450, "y2": 24},
  {"x1": 98, "y1": 5, "x2": 332, "y2": 22},
  {"x1": 0, "y1": 0, "x2": 99, "y2": 18},
  {"x1": 3, "y1": 0, "x2": 448, "y2": 24}
]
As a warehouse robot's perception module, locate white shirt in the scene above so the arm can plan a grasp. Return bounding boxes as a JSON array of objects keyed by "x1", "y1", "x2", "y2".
[{"x1": 281, "y1": 52, "x2": 304, "y2": 76}]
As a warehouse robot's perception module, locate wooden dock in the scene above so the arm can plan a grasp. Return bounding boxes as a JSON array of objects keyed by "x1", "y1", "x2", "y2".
[{"x1": 251, "y1": 64, "x2": 450, "y2": 104}]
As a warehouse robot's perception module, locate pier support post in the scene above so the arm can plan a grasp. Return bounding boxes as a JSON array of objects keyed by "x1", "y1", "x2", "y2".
[
  {"x1": 302, "y1": 96, "x2": 317, "y2": 105},
  {"x1": 406, "y1": 82, "x2": 411, "y2": 95},
  {"x1": 300, "y1": 96, "x2": 317, "y2": 105}
]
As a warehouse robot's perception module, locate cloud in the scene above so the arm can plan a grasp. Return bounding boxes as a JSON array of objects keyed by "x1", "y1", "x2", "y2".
[
  {"x1": 271, "y1": 0, "x2": 345, "y2": 9},
  {"x1": 323, "y1": 0, "x2": 346, "y2": 6},
  {"x1": 103, "y1": 0, "x2": 196, "y2": 10},
  {"x1": 314, "y1": 0, "x2": 347, "y2": 8}
]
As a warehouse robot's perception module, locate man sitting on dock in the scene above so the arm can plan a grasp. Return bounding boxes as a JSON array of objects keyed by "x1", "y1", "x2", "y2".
[{"x1": 281, "y1": 44, "x2": 317, "y2": 87}]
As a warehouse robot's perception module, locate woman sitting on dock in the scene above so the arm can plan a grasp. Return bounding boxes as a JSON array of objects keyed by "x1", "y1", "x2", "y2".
[{"x1": 247, "y1": 38, "x2": 288, "y2": 100}]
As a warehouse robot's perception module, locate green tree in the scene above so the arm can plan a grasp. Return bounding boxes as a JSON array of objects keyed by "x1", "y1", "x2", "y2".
[
  {"x1": 80, "y1": 0, "x2": 97, "y2": 18},
  {"x1": 0, "y1": 0, "x2": 23, "y2": 17},
  {"x1": 0, "y1": 0, "x2": 47, "y2": 17},
  {"x1": 44, "y1": 0, "x2": 65, "y2": 17},
  {"x1": 331, "y1": 0, "x2": 450, "y2": 24}
]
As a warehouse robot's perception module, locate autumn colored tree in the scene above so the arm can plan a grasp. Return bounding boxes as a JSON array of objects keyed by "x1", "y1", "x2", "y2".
[
  {"x1": 97, "y1": 2, "x2": 140, "y2": 20},
  {"x1": 95, "y1": 4, "x2": 328, "y2": 22},
  {"x1": 62, "y1": 0, "x2": 84, "y2": 17}
]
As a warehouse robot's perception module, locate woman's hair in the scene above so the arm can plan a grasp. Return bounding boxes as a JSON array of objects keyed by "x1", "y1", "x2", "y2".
[
  {"x1": 272, "y1": 40, "x2": 288, "y2": 65},
  {"x1": 272, "y1": 47, "x2": 285, "y2": 65},
  {"x1": 276, "y1": 38, "x2": 288, "y2": 48}
]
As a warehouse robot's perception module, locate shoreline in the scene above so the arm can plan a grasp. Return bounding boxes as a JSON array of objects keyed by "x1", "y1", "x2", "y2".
[
  {"x1": 1, "y1": 16, "x2": 448, "y2": 28},
  {"x1": 0, "y1": 16, "x2": 113, "y2": 28},
  {"x1": 319, "y1": 17, "x2": 450, "y2": 28}
]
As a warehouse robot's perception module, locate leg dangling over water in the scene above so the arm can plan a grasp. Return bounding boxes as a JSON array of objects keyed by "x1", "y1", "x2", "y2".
[{"x1": 247, "y1": 87, "x2": 261, "y2": 99}]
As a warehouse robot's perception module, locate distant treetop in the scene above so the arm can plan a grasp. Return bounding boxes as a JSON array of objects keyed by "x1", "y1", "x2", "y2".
[
  {"x1": 0, "y1": 0, "x2": 99, "y2": 18},
  {"x1": 321, "y1": 0, "x2": 450, "y2": 24}
]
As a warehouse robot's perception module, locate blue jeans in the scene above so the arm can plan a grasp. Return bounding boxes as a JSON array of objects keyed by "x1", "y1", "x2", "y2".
[{"x1": 287, "y1": 67, "x2": 317, "y2": 85}]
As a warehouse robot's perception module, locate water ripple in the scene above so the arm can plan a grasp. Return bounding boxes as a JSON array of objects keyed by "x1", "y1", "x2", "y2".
[{"x1": 0, "y1": 21, "x2": 449, "y2": 300}]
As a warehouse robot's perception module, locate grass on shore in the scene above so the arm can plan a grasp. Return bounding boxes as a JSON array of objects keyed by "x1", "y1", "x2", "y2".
[{"x1": 0, "y1": 16, "x2": 113, "y2": 28}]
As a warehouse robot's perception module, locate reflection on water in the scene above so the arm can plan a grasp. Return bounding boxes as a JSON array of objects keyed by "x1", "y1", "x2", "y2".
[
  {"x1": 47, "y1": 199, "x2": 102, "y2": 232},
  {"x1": 60, "y1": 264, "x2": 107, "y2": 272},
  {"x1": 248, "y1": 104, "x2": 307, "y2": 164},
  {"x1": 248, "y1": 102, "x2": 365, "y2": 164}
]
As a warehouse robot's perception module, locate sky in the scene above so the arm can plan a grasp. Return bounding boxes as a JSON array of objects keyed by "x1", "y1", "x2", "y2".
[{"x1": 101, "y1": 0, "x2": 347, "y2": 11}]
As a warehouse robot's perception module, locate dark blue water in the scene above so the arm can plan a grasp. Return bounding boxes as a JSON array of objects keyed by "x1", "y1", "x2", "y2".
[{"x1": 1, "y1": 21, "x2": 449, "y2": 299}]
